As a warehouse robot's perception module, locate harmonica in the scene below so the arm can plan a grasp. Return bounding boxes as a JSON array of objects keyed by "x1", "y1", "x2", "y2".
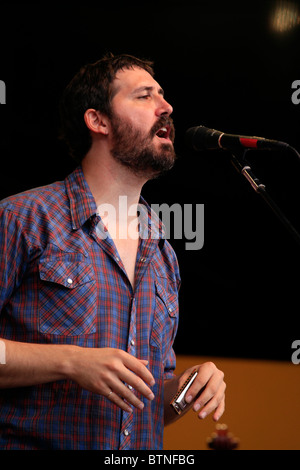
[{"x1": 170, "y1": 370, "x2": 198, "y2": 415}]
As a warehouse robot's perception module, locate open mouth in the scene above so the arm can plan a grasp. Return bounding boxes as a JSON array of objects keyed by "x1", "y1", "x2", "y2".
[{"x1": 156, "y1": 125, "x2": 171, "y2": 140}]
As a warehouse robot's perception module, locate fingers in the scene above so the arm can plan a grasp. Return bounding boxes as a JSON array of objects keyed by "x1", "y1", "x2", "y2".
[
  {"x1": 102, "y1": 351, "x2": 155, "y2": 412},
  {"x1": 125, "y1": 356, "x2": 155, "y2": 388},
  {"x1": 105, "y1": 385, "x2": 151, "y2": 414},
  {"x1": 194, "y1": 382, "x2": 226, "y2": 421},
  {"x1": 119, "y1": 353, "x2": 155, "y2": 394},
  {"x1": 106, "y1": 372, "x2": 155, "y2": 413},
  {"x1": 185, "y1": 362, "x2": 226, "y2": 421}
]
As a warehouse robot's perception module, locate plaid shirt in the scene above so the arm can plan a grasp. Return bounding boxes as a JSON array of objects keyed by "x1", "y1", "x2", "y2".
[{"x1": 0, "y1": 166, "x2": 180, "y2": 450}]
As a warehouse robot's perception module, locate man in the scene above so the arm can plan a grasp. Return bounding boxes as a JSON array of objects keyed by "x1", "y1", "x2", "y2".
[{"x1": 0, "y1": 53, "x2": 225, "y2": 450}]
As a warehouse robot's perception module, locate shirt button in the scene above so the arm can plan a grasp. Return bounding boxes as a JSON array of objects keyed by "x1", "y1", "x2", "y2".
[
  {"x1": 124, "y1": 429, "x2": 129, "y2": 436},
  {"x1": 115, "y1": 257, "x2": 120, "y2": 263},
  {"x1": 130, "y1": 339, "x2": 135, "y2": 346},
  {"x1": 67, "y1": 278, "x2": 73, "y2": 285},
  {"x1": 128, "y1": 384, "x2": 133, "y2": 390},
  {"x1": 140, "y1": 257, "x2": 147, "y2": 263},
  {"x1": 168, "y1": 307, "x2": 173, "y2": 313}
]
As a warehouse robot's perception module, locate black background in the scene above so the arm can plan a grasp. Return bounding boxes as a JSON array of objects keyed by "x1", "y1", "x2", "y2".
[{"x1": 0, "y1": 1, "x2": 300, "y2": 361}]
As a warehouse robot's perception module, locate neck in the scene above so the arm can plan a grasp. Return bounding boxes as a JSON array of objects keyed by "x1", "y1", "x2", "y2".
[{"x1": 81, "y1": 147, "x2": 148, "y2": 235}]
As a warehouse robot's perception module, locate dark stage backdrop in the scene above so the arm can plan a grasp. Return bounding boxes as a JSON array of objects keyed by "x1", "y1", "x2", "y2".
[{"x1": 0, "y1": 1, "x2": 299, "y2": 361}]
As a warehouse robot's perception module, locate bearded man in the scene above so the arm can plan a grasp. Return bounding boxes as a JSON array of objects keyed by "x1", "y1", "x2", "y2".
[{"x1": 0, "y1": 53, "x2": 225, "y2": 450}]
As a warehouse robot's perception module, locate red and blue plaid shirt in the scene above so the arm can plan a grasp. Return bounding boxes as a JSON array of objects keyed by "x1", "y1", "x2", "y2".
[{"x1": 0, "y1": 166, "x2": 180, "y2": 450}]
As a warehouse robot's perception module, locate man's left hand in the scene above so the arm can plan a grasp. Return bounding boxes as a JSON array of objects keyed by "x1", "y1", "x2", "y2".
[{"x1": 183, "y1": 362, "x2": 226, "y2": 421}]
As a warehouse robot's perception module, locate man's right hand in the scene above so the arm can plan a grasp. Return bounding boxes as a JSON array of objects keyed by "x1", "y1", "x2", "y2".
[{"x1": 68, "y1": 347, "x2": 156, "y2": 413}]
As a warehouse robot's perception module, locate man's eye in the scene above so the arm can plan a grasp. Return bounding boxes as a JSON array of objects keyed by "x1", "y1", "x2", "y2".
[{"x1": 138, "y1": 94, "x2": 151, "y2": 99}]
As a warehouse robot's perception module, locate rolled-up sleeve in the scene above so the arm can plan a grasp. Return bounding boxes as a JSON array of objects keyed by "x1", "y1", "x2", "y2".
[{"x1": 0, "y1": 208, "x2": 31, "y2": 313}]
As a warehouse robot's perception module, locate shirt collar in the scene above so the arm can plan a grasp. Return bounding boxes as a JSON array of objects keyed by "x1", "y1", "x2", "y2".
[
  {"x1": 139, "y1": 196, "x2": 166, "y2": 242},
  {"x1": 65, "y1": 166, "x2": 98, "y2": 230}
]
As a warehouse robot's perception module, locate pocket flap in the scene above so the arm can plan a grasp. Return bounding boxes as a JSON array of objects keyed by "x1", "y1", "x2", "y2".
[
  {"x1": 155, "y1": 280, "x2": 178, "y2": 318},
  {"x1": 39, "y1": 259, "x2": 94, "y2": 289}
]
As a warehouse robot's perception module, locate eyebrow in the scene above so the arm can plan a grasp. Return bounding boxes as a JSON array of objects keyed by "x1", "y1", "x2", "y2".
[{"x1": 131, "y1": 86, "x2": 164, "y2": 96}]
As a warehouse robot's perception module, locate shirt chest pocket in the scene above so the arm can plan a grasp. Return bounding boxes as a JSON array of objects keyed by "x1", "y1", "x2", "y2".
[{"x1": 39, "y1": 257, "x2": 97, "y2": 336}]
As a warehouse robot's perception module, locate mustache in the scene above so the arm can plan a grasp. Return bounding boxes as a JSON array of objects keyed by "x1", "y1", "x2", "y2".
[{"x1": 150, "y1": 116, "x2": 175, "y2": 142}]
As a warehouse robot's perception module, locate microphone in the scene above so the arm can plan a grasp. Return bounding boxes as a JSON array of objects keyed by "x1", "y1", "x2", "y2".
[{"x1": 185, "y1": 126, "x2": 290, "y2": 152}]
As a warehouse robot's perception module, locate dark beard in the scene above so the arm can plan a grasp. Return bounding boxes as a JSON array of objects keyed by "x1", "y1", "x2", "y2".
[{"x1": 110, "y1": 114, "x2": 176, "y2": 179}]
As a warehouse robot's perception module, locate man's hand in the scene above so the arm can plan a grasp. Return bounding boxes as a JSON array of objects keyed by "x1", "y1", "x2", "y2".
[
  {"x1": 68, "y1": 347, "x2": 156, "y2": 413},
  {"x1": 164, "y1": 362, "x2": 226, "y2": 425},
  {"x1": 184, "y1": 362, "x2": 226, "y2": 421}
]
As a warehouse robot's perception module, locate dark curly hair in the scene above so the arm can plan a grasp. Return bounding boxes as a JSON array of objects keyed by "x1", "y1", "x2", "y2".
[{"x1": 59, "y1": 53, "x2": 154, "y2": 163}]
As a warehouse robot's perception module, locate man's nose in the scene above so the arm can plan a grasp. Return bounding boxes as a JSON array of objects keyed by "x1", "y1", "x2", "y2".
[{"x1": 155, "y1": 96, "x2": 173, "y2": 117}]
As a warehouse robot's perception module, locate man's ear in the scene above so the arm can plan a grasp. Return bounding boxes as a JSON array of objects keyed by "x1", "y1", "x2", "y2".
[{"x1": 84, "y1": 109, "x2": 109, "y2": 135}]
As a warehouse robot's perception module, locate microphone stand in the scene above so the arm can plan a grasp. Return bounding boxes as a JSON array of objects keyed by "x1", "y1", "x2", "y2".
[{"x1": 230, "y1": 149, "x2": 300, "y2": 247}]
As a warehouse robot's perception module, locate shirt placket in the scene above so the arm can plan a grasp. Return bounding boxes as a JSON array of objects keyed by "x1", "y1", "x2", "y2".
[
  {"x1": 93, "y1": 208, "x2": 162, "y2": 449},
  {"x1": 119, "y1": 295, "x2": 137, "y2": 450}
]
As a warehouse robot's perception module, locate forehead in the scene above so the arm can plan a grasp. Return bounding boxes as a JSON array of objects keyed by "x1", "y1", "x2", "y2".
[{"x1": 112, "y1": 66, "x2": 163, "y2": 97}]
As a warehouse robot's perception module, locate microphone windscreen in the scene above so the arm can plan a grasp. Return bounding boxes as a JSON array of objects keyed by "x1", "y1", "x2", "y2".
[{"x1": 185, "y1": 126, "x2": 222, "y2": 151}]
